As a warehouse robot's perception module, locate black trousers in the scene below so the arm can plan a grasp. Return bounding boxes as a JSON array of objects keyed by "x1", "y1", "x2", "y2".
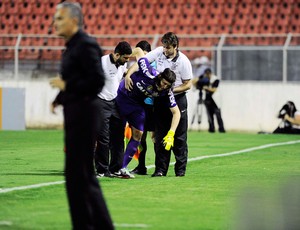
[
  {"x1": 153, "y1": 93, "x2": 188, "y2": 176},
  {"x1": 94, "y1": 98, "x2": 125, "y2": 174},
  {"x1": 204, "y1": 99, "x2": 225, "y2": 132},
  {"x1": 64, "y1": 98, "x2": 114, "y2": 230},
  {"x1": 273, "y1": 126, "x2": 300, "y2": 134}
]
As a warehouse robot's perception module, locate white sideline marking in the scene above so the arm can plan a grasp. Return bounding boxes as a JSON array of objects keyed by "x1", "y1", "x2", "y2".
[
  {"x1": 114, "y1": 223, "x2": 150, "y2": 228},
  {"x1": 1, "y1": 140, "x2": 299, "y2": 194},
  {"x1": 0, "y1": 221, "x2": 12, "y2": 226},
  {"x1": 147, "y1": 139, "x2": 300, "y2": 168},
  {"x1": 0, "y1": 181, "x2": 64, "y2": 194}
]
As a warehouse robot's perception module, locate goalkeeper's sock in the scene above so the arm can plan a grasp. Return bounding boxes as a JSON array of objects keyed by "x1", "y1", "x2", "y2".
[{"x1": 122, "y1": 138, "x2": 140, "y2": 168}]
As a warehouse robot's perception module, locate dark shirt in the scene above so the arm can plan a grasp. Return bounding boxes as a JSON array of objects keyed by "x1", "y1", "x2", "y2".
[
  {"x1": 205, "y1": 77, "x2": 219, "y2": 101},
  {"x1": 54, "y1": 30, "x2": 105, "y2": 105},
  {"x1": 118, "y1": 57, "x2": 176, "y2": 108}
]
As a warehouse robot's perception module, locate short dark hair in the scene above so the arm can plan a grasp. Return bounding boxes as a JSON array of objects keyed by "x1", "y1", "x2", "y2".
[
  {"x1": 161, "y1": 32, "x2": 179, "y2": 48},
  {"x1": 160, "y1": 68, "x2": 176, "y2": 84},
  {"x1": 204, "y1": 68, "x2": 212, "y2": 74},
  {"x1": 135, "y1": 40, "x2": 151, "y2": 52},
  {"x1": 114, "y1": 41, "x2": 132, "y2": 55}
]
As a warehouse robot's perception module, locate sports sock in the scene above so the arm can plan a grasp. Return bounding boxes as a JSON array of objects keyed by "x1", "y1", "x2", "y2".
[{"x1": 122, "y1": 138, "x2": 140, "y2": 168}]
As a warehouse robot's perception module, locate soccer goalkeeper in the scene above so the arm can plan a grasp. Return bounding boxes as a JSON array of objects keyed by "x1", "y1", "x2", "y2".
[{"x1": 115, "y1": 47, "x2": 180, "y2": 179}]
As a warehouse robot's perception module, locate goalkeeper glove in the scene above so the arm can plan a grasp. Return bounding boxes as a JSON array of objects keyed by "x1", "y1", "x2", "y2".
[{"x1": 163, "y1": 130, "x2": 175, "y2": 151}]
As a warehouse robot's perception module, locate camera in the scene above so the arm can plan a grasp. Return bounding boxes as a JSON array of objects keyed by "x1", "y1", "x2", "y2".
[
  {"x1": 278, "y1": 101, "x2": 296, "y2": 119},
  {"x1": 196, "y1": 76, "x2": 209, "y2": 90}
]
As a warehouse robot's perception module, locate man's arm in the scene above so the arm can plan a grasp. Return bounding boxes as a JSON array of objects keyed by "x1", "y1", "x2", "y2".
[
  {"x1": 124, "y1": 47, "x2": 145, "y2": 90},
  {"x1": 173, "y1": 79, "x2": 192, "y2": 94},
  {"x1": 284, "y1": 113, "x2": 300, "y2": 125},
  {"x1": 169, "y1": 105, "x2": 181, "y2": 131},
  {"x1": 163, "y1": 105, "x2": 181, "y2": 150},
  {"x1": 203, "y1": 85, "x2": 217, "y2": 93}
]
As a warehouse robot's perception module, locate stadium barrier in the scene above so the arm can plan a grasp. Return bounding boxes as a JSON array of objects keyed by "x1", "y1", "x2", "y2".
[
  {"x1": 1, "y1": 33, "x2": 300, "y2": 82},
  {"x1": 0, "y1": 34, "x2": 300, "y2": 131},
  {"x1": 0, "y1": 87, "x2": 25, "y2": 130}
]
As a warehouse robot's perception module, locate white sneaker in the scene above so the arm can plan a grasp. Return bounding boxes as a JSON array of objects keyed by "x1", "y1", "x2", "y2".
[{"x1": 119, "y1": 168, "x2": 135, "y2": 179}]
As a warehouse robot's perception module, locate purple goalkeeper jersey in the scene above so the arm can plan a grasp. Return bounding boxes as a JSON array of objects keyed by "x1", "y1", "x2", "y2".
[
  {"x1": 116, "y1": 57, "x2": 176, "y2": 131},
  {"x1": 117, "y1": 57, "x2": 176, "y2": 107}
]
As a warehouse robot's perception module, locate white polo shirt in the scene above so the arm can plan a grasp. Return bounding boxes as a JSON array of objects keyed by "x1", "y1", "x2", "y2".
[
  {"x1": 98, "y1": 54, "x2": 127, "y2": 101},
  {"x1": 145, "y1": 46, "x2": 193, "y2": 90}
]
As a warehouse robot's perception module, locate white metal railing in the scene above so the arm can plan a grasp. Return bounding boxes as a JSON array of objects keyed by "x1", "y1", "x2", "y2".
[{"x1": 0, "y1": 33, "x2": 300, "y2": 81}]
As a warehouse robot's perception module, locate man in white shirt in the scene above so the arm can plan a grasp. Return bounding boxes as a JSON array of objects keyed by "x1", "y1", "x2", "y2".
[
  {"x1": 125, "y1": 32, "x2": 193, "y2": 177},
  {"x1": 95, "y1": 41, "x2": 132, "y2": 177}
]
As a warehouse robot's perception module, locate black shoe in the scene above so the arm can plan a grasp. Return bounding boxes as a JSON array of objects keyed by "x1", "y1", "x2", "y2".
[
  {"x1": 96, "y1": 171, "x2": 112, "y2": 178},
  {"x1": 151, "y1": 172, "x2": 164, "y2": 177},
  {"x1": 176, "y1": 173, "x2": 185, "y2": 177},
  {"x1": 130, "y1": 167, "x2": 147, "y2": 175}
]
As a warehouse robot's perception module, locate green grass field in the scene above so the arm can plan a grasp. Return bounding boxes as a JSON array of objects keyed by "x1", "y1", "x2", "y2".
[{"x1": 0, "y1": 130, "x2": 300, "y2": 230}]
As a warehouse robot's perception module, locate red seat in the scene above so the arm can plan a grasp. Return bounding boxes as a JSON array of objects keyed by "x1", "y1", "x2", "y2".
[
  {"x1": 209, "y1": 2, "x2": 222, "y2": 15},
  {"x1": 256, "y1": 37, "x2": 272, "y2": 46},
  {"x1": 263, "y1": 13, "x2": 276, "y2": 26},
  {"x1": 236, "y1": 2, "x2": 251, "y2": 14},
  {"x1": 217, "y1": 25, "x2": 230, "y2": 34},
  {"x1": 220, "y1": 13, "x2": 233, "y2": 26},
  {"x1": 10, "y1": 24, "x2": 22, "y2": 34},
  {"x1": 178, "y1": 13, "x2": 192, "y2": 26},
  {"x1": 169, "y1": 2, "x2": 182, "y2": 15},
  {"x1": 86, "y1": 2, "x2": 100, "y2": 16},
  {"x1": 141, "y1": 3, "x2": 155, "y2": 15},
  {"x1": 129, "y1": 3, "x2": 141, "y2": 15},
  {"x1": 85, "y1": 14, "x2": 97, "y2": 27},
  {"x1": 155, "y1": 3, "x2": 168, "y2": 15},
  {"x1": 223, "y1": 2, "x2": 236, "y2": 15},
  {"x1": 251, "y1": 2, "x2": 265, "y2": 14},
  {"x1": 115, "y1": 3, "x2": 127, "y2": 16},
  {"x1": 101, "y1": 3, "x2": 114, "y2": 15},
  {"x1": 23, "y1": 25, "x2": 37, "y2": 35},
  {"x1": 124, "y1": 13, "x2": 136, "y2": 26},
  {"x1": 276, "y1": 14, "x2": 290, "y2": 27},
  {"x1": 259, "y1": 24, "x2": 274, "y2": 34},
  {"x1": 1, "y1": 14, "x2": 14, "y2": 26},
  {"x1": 182, "y1": 3, "x2": 196, "y2": 15},
  {"x1": 245, "y1": 24, "x2": 260, "y2": 34},
  {"x1": 18, "y1": 2, "x2": 32, "y2": 14},
  {"x1": 248, "y1": 13, "x2": 262, "y2": 26},
  {"x1": 41, "y1": 49, "x2": 62, "y2": 61},
  {"x1": 112, "y1": 14, "x2": 124, "y2": 26},
  {"x1": 32, "y1": 2, "x2": 45, "y2": 15},
  {"x1": 19, "y1": 49, "x2": 40, "y2": 60},
  {"x1": 7, "y1": 2, "x2": 18, "y2": 14},
  {"x1": 230, "y1": 24, "x2": 247, "y2": 34},
  {"x1": 1, "y1": 49, "x2": 14, "y2": 60},
  {"x1": 273, "y1": 24, "x2": 288, "y2": 34},
  {"x1": 278, "y1": 2, "x2": 292, "y2": 14},
  {"x1": 206, "y1": 13, "x2": 219, "y2": 26},
  {"x1": 91, "y1": 25, "x2": 107, "y2": 35},
  {"x1": 192, "y1": 13, "x2": 207, "y2": 26},
  {"x1": 151, "y1": 14, "x2": 165, "y2": 26},
  {"x1": 138, "y1": 13, "x2": 151, "y2": 26},
  {"x1": 265, "y1": 2, "x2": 279, "y2": 15}
]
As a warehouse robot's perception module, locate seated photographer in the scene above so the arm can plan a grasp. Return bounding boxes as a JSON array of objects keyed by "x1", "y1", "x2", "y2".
[{"x1": 273, "y1": 101, "x2": 300, "y2": 134}]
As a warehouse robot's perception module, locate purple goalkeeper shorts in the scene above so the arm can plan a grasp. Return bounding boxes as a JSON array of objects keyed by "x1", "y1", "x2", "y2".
[{"x1": 116, "y1": 93, "x2": 146, "y2": 131}]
